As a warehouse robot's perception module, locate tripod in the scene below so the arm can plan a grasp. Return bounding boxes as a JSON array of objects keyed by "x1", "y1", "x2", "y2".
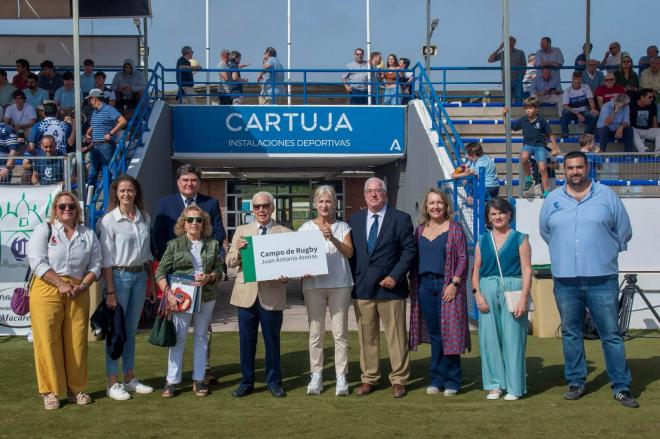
[{"x1": 618, "y1": 273, "x2": 660, "y2": 339}]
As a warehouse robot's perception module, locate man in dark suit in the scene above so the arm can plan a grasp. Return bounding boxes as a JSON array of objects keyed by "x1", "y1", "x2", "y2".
[
  {"x1": 152, "y1": 163, "x2": 226, "y2": 259},
  {"x1": 349, "y1": 177, "x2": 416, "y2": 398}
]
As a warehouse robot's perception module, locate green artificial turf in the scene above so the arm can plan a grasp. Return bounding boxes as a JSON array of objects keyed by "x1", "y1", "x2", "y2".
[{"x1": 1, "y1": 332, "x2": 659, "y2": 438}]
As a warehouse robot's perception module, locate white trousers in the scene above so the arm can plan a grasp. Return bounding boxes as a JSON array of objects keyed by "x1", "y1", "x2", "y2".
[
  {"x1": 633, "y1": 127, "x2": 660, "y2": 151},
  {"x1": 536, "y1": 94, "x2": 563, "y2": 117},
  {"x1": 167, "y1": 299, "x2": 216, "y2": 384},
  {"x1": 303, "y1": 287, "x2": 352, "y2": 376}
]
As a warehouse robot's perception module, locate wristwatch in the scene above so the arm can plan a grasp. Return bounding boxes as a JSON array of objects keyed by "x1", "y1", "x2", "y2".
[
  {"x1": 451, "y1": 280, "x2": 461, "y2": 287},
  {"x1": 472, "y1": 288, "x2": 479, "y2": 295}
]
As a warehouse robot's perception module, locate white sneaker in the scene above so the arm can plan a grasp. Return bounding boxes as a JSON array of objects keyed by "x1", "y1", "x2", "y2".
[
  {"x1": 107, "y1": 383, "x2": 131, "y2": 401},
  {"x1": 335, "y1": 374, "x2": 349, "y2": 396},
  {"x1": 503, "y1": 393, "x2": 519, "y2": 401},
  {"x1": 306, "y1": 372, "x2": 322, "y2": 395},
  {"x1": 426, "y1": 386, "x2": 441, "y2": 395},
  {"x1": 443, "y1": 389, "x2": 458, "y2": 397},
  {"x1": 124, "y1": 378, "x2": 153, "y2": 394},
  {"x1": 486, "y1": 389, "x2": 502, "y2": 400}
]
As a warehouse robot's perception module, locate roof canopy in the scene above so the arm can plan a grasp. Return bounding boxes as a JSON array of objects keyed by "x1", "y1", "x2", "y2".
[{"x1": 0, "y1": 0, "x2": 151, "y2": 19}]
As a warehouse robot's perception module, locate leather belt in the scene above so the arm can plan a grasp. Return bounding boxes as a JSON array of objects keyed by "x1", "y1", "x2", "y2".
[{"x1": 112, "y1": 265, "x2": 145, "y2": 273}]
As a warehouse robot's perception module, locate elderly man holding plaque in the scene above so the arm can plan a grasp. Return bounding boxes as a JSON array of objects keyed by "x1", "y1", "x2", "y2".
[
  {"x1": 349, "y1": 177, "x2": 417, "y2": 398},
  {"x1": 227, "y1": 191, "x2": 291, "y2": 398}
]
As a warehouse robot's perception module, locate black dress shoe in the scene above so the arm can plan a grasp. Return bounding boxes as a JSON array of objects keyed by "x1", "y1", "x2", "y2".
[
  {"x1": 231, "y1": 384, "x2": 254, "y2": 398},
  {"x1": 268, "y1": 384, "x2": 287, "y2": 398}
]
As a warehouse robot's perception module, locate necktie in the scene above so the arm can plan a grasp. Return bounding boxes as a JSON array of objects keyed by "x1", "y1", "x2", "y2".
[
  {"x1": 367, "y1": 214, "x2": 379, "y2": 254},
  {"x1": 259, "y1": 225, "x2": 267, "y2": 235},
  {"x1": 185, "y1": 198, "x2": 194, "y2": 207}
]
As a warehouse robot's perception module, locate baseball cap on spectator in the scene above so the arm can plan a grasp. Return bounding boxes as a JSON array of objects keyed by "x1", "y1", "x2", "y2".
[{"x1": 86, "y1": 88, "x2": 103, "y2": 99}]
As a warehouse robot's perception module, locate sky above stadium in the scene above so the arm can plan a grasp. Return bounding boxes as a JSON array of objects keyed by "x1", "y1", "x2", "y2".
[{"x1": 1, "y1": 0, "x2": 657, "y2": 71}]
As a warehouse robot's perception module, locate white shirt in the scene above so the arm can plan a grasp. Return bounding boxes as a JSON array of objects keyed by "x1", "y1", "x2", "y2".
[
  {"x1": 299, "y1": 220, "x2": 354, "y2": 290},
  {"x1": 99, "y1": 207, "x2": 153, "y2": 268},
  {"x1": 190, "y1": 239, "x2": 204, "y2": 274},
  {"x1": 27, "y1": 220, "x2": 102, "y2": 279},
  {"x1": 180, "y1": 193, "x2": 198, "y2": 206},
  {"x1": 256, "y1": 220, "x2": 273, "y2": 234},
  {"x1": 562, "y1": 85, "x2": 594, "y2": 112},
  {"x1": 365, "y1": 204, "x2": 387, "y2": 239},
  {"x1": 4, "y1": 103, "x2": 36, "y2": 125}
]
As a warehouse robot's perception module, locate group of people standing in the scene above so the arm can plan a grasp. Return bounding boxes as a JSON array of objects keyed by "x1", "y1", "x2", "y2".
[{"x1": 26, "y1": 156, "x2": 639, "y2": 410}]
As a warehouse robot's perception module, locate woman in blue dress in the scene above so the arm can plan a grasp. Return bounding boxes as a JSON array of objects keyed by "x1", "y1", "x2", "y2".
[{"x1": 472, "y1": 198, "x2": 532, "y2": 401}]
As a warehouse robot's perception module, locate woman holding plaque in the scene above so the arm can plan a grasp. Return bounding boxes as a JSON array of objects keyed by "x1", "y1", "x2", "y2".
[
  {"x1": 156, "y1": 205, "x2": 222, "y2": 398},
  {"x1": 299, "y1": 185, "x2": 354, "y2": 396},
  {"x1": 472, "y1": 197, "x2": 532, "y2": 401}
]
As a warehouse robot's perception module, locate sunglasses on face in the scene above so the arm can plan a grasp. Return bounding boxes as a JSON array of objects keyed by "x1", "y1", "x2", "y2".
[
  {"x1": 185, "y1": 217, "x2": 204, "y2": 224},
  {"x1": 57, "y1": 203, "x2": 76, "y2": 211},
  {"x1": 253, "y1": 203, "x2": 271, "y2": 210}
]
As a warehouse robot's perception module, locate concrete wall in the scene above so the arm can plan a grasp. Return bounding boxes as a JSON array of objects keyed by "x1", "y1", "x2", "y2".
[{"x1": 127, "y1": 100, "x2": 175, "y2": 218}]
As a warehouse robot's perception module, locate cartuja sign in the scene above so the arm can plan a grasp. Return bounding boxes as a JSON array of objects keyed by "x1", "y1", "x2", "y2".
[{"x1": 172, "y1": 106, "x2": 405, "y2": 155}]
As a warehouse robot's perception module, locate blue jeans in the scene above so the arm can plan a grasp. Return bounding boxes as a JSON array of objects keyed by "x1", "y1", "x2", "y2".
[
  {"x1": 560, "y1": 109, "x2": 597, "y2": 135},
  {"x1": 553, "y1": 275, "x2": 632, "y2": 395},
  {"x1": 511, "y1": 79, "x2": 523, "y2": 104},
  {"x1": 598, "y1": 126, "x2": 634, "y2": 152},
  {"x1": 381, "y1": 87, "x2": 400, "y2": 105},
  {"x1": 87, "y1": 141, "x2": 116, "y2": 186},
  {"x1": 521, "y1": 144, "x2": 550, "y2": 162},
  {"x1": 418, "y1": 274, "x2": 462, "y2": 391},
  {"x1": 105, "y1": 270, "x2": 147, "y2": 376},
  {"x1": 349, "y1": 88, "x2": 368, "y2": 105}
]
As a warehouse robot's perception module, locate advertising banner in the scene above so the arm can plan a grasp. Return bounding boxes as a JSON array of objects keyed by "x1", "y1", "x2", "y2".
[{"x1": 0, "y1": 185, "x2": 60, "y2": 335}]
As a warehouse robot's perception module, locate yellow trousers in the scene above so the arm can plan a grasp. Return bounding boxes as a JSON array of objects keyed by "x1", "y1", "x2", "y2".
[{"x1": 29, "y1": 276, "x2": 89, "y2": 396}]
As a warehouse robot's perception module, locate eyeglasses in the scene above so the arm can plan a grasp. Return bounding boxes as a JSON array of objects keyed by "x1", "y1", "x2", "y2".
[
  {"x1": 364, "y1": 189, "x2": 386, "y2": 194},
  {"x1": 57, "y1": 203, "x2": 76, "y2": 211},
  {"x1": 253, "y1": 203, "x2": 271, "y2": 210},
  {"x1": 185, "y1": 217, "x2": 204, "y2": 224}
]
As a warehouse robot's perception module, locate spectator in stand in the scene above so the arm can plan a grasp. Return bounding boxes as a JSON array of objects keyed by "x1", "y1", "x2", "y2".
[
  {"x1": 38, "y1": 60, "x2": 64, "y2": 100},
  {"x1": 85, "y1": 88, "x2": 127, "y2": 193},
  {"x1": 342, "y1": 48, "x2": 369, "y2": 105},
  {"x1": 639, "y1": 57, "x2": 660, "y2": 111},
  {"x1": 13, "y1": 59, "x2": 31, "y2": 91},
  {"x1": 579, "y1": 133, "x2": 603, "y2": 180},
  {"x1": 0, "y1": 69, "x2": 17, "y2": 107},
  {"x1": 27, "y1": 102, "x2": 73, "y2": 155},
  {"x1": 601, "y1": 42, "x2": 623, "y2": 73},
  {"x1": 488, "y1": 36, "x2": 526, "y2": 103},
  {"x1": 399, "y1": 57, "x2": 414, "y2": 105},
  {"x1": 522, "y1": 54, "x2": 537, "y2": 98},
  {"x1": 54, "y1": 71, "x2": 81, "y2": 115},
  {"x1": 638, "y1": 45, "x2": 658, "y2": 75},
  {"x1": 560, "y1": 71, "x2": 599, "y2": 138},
  {"x1": 80, "y1": 59, "x2": 95, "y2": 96},
  {"x1": 176, "y1": 45, "x2": 200, "y2": 105},
  {"x1": 630, "y1": 88, "x2": 660, "y2": 152},
  {"x1": 595, "y1": 73, "x2": 625, "y2": 109},
  {"x1": 0, "y1": 121, "x2": 18, "y2": 184},
  {"x1": 614, "y1": 53, "x2": 639, "y2": 97},
  {"x1": 227, "y1": 51, "x2": 247, "y2": 105},
  {"x1": 597, "y1": 93, "x2": 634, "y2": 152},
  {"x1": 534, "y1": 37, "x2": 564, "y2": 84},
  {"x1": 4, "y1": 90, "x2": 36, "y2": 134},
  {"x1": 94, "y1": 71, "x2": 116, "y2": 106},
  {"x1": 574, "y1": 42, "x2": 593, "y2": 71},
  {"x1": 530, "y1": 67, "x2": 562, "y2": 116},
  {"x1": 217, "y1": 49, "x2": 232, "y2": 105},
  {"x1": 31, "y1": 135, "x2": 65, "y2": 186},
  {"x1": 257, "y1": 47, "x2": 285, "y2": 105},
  {"x1": 582, "y1": 58, "x2": 605, "y2": 94},
  {"x1": 24, "y1": 73, "x2": 49, "y2": 109},
  {"x1": 380, "y1": 54, "x2": 402, "y2": 105},
  {"x1": 112, "y1": 59, "x2": 144, "y2": 116},
  {"x1": 370, "y1": 52, "x2": 383, "y2": 103},
  {"x1": 504, "y1": 97, "x2": 560, "y2": 197},
  {"x1": 452, "y1": 142, "x2": 500, "y2": 202}
]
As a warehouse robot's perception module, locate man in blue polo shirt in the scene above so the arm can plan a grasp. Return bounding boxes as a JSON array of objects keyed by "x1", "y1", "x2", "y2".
[
  {"x1": 540, "y1": 150, "x2": 638, "y2": 409},
  {"x1": 85, "y1": 88, "x2": 126, "y2": 195},
  {"x1": 31, "y1": 134, "x2": 65, "y2": 185}
]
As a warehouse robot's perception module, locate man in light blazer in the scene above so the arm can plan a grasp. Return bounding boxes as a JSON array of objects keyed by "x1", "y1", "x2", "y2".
[
  {"x1": 349, "y1": 177, "x2": 416, "y2": 398},
  {"x1": 226, "y1": 191, "x2": 291, "y2": 398}
]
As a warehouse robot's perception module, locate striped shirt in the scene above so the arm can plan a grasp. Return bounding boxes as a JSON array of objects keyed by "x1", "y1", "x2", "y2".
[
  {"x1": 91, "y1": 103, "x2": 121, "y2": 143},
  {"x1": 28, "y1": 117, "x2": 72, "y2": 154},
  {"x1": 0, "y1": 123, "x2": 18, "y2": 155}
]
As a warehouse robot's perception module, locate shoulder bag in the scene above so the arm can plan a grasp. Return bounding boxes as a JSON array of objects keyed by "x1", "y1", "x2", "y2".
[{"x1": 11, "y1": 223, "x2": 52, "y2": 316}]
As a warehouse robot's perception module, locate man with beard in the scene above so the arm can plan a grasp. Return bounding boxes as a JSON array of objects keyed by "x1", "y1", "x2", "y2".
[{"x1": 539, "y1": 151, "x2": 637, "y2": 409}]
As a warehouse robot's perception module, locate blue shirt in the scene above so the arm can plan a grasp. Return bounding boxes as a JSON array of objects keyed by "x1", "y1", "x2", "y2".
[
  {"x1": 28, "y1": 117, "x2": 72, "y2": 154},
  {"x1": 24, "y1": 88, "x2": 49, "y2": 108},
  {"x1": 261, "y1": 56, "x2": 284, "y2": 96},
  {"x1": 418, "y1": 232, "x2": 448, "y2": 276},
  {"x1": 511, "y1": 116, "x2": 552, "y2": 148},
  {"x1": 80, "y1": 73, "x2": 95, "y2": 95},
  {"x1": 91, "y1": 103, "x2": 121, "y2": 143},
  {"x1": 597, "y1": 100, "x2": 630, "y2": 130},
  {"x1": 530, "y1": 74, "x2": 561, "y2": 95},
  {"x1": 32, "y1": 150, "x2": 64, "y2": 185},
  {"x1": 0, "y1": 123, "x2": 18, "y2": 155},
  {"x1": 478, "y1": 230, "x2": 526, "y2": 278},
  {"x1": 539, "y1": 182, "x2": 632, "y2": 278},
  {"x1": 468, "y1": 154, "x2": 498, "y2": 188},
  {"x1": 54, "y1": 87, "x2": 81, "y2": 108}
]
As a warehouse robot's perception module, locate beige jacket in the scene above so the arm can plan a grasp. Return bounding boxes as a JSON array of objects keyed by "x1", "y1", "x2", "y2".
[{"x1": 226, "y1": 221, "x2": 291, "y2": 310}]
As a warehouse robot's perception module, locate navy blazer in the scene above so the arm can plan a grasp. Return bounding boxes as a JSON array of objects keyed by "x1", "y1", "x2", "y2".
[
  {"x1": 349, "y1": 206, "x2": 417, "y2": 300},
  {"x1": 151, "y1": 192, "x2": 226, "y2": 260}
]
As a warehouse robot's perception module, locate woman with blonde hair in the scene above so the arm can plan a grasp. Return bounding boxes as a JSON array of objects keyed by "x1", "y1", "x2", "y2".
[
  {"x1": 27, "y1": 191, "x2": 102, "y2": 410},
  {"x1": 299, "y1": 185, "x2": 354, "y2": 396},
  {"x1": 409, "y1": 188, "x2": 470, "y2": 396},
  {"x1": 156, "y1": 205, "x2": 222, "y2": 398}
]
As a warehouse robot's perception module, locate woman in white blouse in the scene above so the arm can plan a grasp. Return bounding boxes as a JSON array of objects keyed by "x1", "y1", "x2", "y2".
[
  {"x1": 27, "y1": 191, "x2": 102, "y2": 410},
  {"x1": 98, "y1": 175, "x2": 157, "y2": 401},
  {"x1": 299, "y1": 185, "x2": 354, "y2": 396}
]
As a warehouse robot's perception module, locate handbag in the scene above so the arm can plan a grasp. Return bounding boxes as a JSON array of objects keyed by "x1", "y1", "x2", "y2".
[
  {"x1": 148, "y1": 295, "x2": 177, "y2": 347},
  {"x1": 11, "y1": 223, "x2": 52, "y2": 316},
  {"x1": 490, "y1": 231, "x2": 534, "y2": 313}
]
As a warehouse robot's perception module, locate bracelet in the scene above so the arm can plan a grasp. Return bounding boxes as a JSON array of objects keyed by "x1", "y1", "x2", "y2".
[
  {"x1": 81, "y1": 281, "x2": 90, "y2": 289},
  {"x1": 106, "y1": 291, "x2": 115, "y2": 295}
]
